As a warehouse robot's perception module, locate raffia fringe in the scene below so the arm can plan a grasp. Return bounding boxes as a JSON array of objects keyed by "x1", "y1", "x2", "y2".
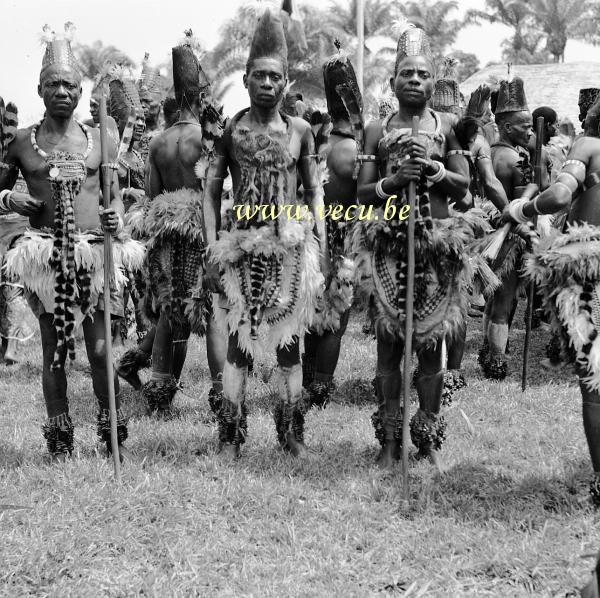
[
  {"x1": 3, "y1": 230, "x2": 145, "y2": 318},
  {"x1": 212, "y1": 218, "x2": 324, "y2": 359}
]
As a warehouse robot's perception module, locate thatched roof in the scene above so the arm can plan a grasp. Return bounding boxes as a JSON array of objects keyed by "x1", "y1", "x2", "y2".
[{"x1": 461, "y1": 62, "x2": 600, "y2": 130}]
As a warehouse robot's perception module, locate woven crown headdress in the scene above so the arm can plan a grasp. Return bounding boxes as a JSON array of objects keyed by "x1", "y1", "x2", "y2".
[
  {"x1": 392, "y1": 18, "x2": 432, "y2": 74},
  {"x1": 495, "y1": 76, "x2": 529, "y2": 114},
  {"x1": 40, "y1": 22, "x2": 81, "y2": 76}
]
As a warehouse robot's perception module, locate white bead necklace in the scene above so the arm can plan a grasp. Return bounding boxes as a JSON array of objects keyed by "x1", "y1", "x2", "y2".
[{"x1": 30, "y1": 119, "x2": 93, "y2": 179}]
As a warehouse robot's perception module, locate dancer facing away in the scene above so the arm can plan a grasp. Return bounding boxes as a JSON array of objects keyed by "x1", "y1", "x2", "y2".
[
  {"x1": 203, "y1": 9, "x2": 328, "y2": 459},
  {"x1": 139, "y1": 31, "x2": 227, "y2": 416},
  {"x1": 0, "y1": 23, "x2": 144, "y2": 461}
]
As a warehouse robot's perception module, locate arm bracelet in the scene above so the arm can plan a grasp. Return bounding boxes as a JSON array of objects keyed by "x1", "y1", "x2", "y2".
[
  {"x1": 375, "y1": 178, "x2": 393, "y2": 200},
  {"x1": 507, "y1": 198, "x2": 530, "y2": 224},
  {"x1": 0, "y1": 189, "x2": 13, "y2": 215},
  {"x1": 426, "y1": 161, "x2": 446, "y2": 184}
]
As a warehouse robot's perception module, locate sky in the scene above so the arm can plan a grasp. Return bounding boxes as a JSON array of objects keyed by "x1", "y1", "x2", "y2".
[{"x1": 3, "y1": 0, "x2": 600, "y2": 123}]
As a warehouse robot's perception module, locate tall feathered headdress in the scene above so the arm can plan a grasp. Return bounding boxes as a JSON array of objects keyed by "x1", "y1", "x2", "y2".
[
  {"x1": 323, "y1": 40, "x2": 363, "y2": 124},
  {"x1": 107, "y1": 64, "x2": 143, "y2": 124},
  {"x1": 495, "y1": 75, "x2": 529, "y2": 114},
  {"x1": 172, "y1": 29, "x2": 211, "y2": 107},
  {"x1": 138, "y1": 52, "x2": 163, "y2": 101},
  {"x1": 40, "y1": 22, "x2": 81, "y2": 77},
  {"x1": 579, "y1": 88, "x2": 600, "y2": 124},
  {"x1": 431, "y1": 57, "x2": 460, "y2": 113},
  {"x1": 247, "y1": 7, "x2": 288, "y2": 72},
  {"x1": 466, "y1": 84, "x2": 491, "y2": 120}
]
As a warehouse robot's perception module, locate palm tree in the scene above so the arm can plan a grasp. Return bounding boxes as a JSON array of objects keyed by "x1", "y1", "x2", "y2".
[
  {"x1": 465, "y1": 0, "x2": 541, "y2": 62},
  {"x1": 72, "y1": 41, "x2": 136, "y2": 81},
  {"x1": 401, "y1": 0, "x2": 465, "y2": 60},
  {"x1": 530, "y1": 0, "x2": 590, "y2": 62}
]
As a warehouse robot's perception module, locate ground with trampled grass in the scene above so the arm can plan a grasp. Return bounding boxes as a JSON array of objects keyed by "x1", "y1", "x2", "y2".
[{"x1": 1, "y1": 307, "x2": 599, "y2": 597}]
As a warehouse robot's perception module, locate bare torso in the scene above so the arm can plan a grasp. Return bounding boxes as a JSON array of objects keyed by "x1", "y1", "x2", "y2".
[
  {"x1": 323, "y1": 133, "x2": 357, "y2": 207},
  {"x1": 375, "y1": 110, "x2": 456, "y2": 218},
  {"x1": 149, "y1": 122, "x2": 205, "y2": 194},
  {"x1": 8, "y1": 122, "x2": 106, "y2": 230},
  {"x1": 566, "y1": 136, "x2": 600, "y2": 225},
  {"x1": 491, "y1": 144, "x2": 532, "y2": 201}
]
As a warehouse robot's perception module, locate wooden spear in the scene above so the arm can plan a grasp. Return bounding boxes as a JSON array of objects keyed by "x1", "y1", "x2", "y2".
[
  {"x1": 98, "y1": 95, "x2": 122, "y2": 481},
  {"x1": 401, "y1": 115, "x2": 420, "y2": 500},
  {"x1": 521, "y1": 116, "x2": 545, "y2": 391}
]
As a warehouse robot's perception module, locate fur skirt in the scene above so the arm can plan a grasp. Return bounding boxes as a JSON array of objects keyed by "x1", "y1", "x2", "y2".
[
  {"x1": 3, "y1": 228, "x2": 145, "y2": 326},
  {"x1": 210, "y1": 215, "x2": 324, "y2": 358},
  {"x1": 525, "y1": 222, "x2": 600, "y2": 391}
]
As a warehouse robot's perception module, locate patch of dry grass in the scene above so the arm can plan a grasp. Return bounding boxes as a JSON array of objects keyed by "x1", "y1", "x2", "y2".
[{"x1": 0, "y1": 307, "x2": 599, "y2": 597}]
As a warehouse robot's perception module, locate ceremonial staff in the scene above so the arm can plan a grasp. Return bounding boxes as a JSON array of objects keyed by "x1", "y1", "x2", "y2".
[
  {"x1": 401, "y1": 115, "x2": 419, "y2": 499},
  {"x1": 99, "y1": 95, "x2": 122, "y2": 481},
  {"x1": 522, "y1": 116, "x2": 545, "y2": 391}
]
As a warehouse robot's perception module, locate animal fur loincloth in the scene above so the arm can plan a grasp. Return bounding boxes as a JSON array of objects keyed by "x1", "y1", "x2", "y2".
[
  {"x1": 142, "y1": 188, "x2": 210, "y2": 335},
  {"x1": 312, "y1": 216, "x2": 355, "y2": 335},
  {"x1": 525, "y1": 223, "x2": 600, "y2": 390},
  {"x1": 352, "y1": 210, "x2": 479, "y2": 346},
  {"x1": 3, "y1": 229, "x2": 145, "y2": 326},
  {"x1": 125, "y1": 195, "x2": 151, "y2": 241}
]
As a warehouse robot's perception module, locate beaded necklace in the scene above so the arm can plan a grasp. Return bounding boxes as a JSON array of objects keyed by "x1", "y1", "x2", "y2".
[{"x1": 30, "y1": 119, "x2": 93, "y2": 181}]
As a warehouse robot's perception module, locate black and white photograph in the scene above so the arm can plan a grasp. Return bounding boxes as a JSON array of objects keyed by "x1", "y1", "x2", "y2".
[{"x1": 1, "y1": 0, "x2": 600, "y2": 595}]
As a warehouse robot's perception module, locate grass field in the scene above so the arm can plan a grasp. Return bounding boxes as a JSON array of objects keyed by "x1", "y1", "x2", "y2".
[{"x1": 1, "y1": 306, "x2": 599, "y2": 597}]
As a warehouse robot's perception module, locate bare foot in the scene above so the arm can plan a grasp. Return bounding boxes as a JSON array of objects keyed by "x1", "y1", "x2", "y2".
[
  {"x1": 428, "y1": 449, "x2": 446, "y2": 473},
  {"x1": 375, "y1": 441, "x2": 401, "y2": 469},
  {"x1": 283, "y1": 432, "x2": 308, "y2": 457},
  {"x1": 216, "y1": 443, "x2": 240, "y2": 461}
]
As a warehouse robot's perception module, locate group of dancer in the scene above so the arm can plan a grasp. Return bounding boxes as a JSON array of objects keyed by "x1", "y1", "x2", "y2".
[{"x1": 2, "y1": 11, "x2": 600, "y2": 511}]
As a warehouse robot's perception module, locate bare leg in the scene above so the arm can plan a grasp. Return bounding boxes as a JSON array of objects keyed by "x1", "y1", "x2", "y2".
[
  {"x1": 304, "y1": 310, "x2": 350, "y2": 409},
  {"x1": 82, "y1": 311, "x2": 128, "y2": 460},
  {"x1": 371, "y1": 330, "x2": 404, "y2": 469},
  {"x1": 141, "y1": 311, "x2": 178, "y2": 414},
  {"x1": 39, "y1": 313, "x2": 73, "y2": 460},
  {"x1": 206, "y1": 310, "x2": 226, "y2": 415},
  {"x1": 215, "y1": 333, "x2": 249, "y2": 458},
  {"x1": 412, "y1": 341, "x2": 446, "y2": 471},
  {"x1": 481, "y1": 269, "x2": 519, "y2": 380},
  {"x1": 273, "y1": 338, "x2": 306, "y2": 456}
]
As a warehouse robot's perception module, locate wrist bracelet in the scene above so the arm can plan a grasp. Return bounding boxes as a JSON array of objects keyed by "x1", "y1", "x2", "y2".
[
  {"x1": 507, "y1": 198, "x2": 529, "y2": 224},
  {"x1": 532, "y1": 195, "x2": 542, "y2": 215},
  {"x1": 375, "y1": 178, "x2": 393, "y2": 200},
  {"x1": 426, "y1": 161, "x2": 446, "y2": 184},
  {"x1": 0, "y1": 189, "x2": 13, "y2": 215}
]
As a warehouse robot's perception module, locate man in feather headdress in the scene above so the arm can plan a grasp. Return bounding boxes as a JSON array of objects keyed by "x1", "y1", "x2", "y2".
[
  {"x1": 138, "y1": 31, "x2": 226, "y2": 415},
  {"x1": 203, "y1": 9, "x2": 327, "y2": 459},
  {"x1": 477, "y1": 77, "x2": 547, "y2": 380},
  {"x1": 301, "y1": 42, "x2": 360, "y2": 409},
  {"x1": 355, "y1": 22, "x2": 471, "y2": 469},
  {"x1": 136, "y1": 52, "x2": 164, "y2": 163},
  {"x1": 0, "y1": 23, "x2": 144, "y2": 461},
  {"x1": 502, "y1": 91, "x2": 600, "y2": 506},
  {"x1": 436, "y1": 81, "x2": 511, "y2": 401}
]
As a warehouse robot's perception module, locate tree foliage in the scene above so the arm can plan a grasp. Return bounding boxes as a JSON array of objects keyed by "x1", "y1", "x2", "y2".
[{"x1": 72, "y1": 41, "x2": 136, "y2": 81}]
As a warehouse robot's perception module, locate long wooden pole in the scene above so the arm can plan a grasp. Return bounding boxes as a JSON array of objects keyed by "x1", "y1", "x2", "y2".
[
  {"x1": 401, "y1": 116, "x2": 420, "y2": 500},
  {"x1": 356, "y1": 0, "x2": 365, "y2": 92},
  {"x1": 99, "y1": 95, "x2": 122, "y2": 481},
  {"x1": 521, "y1": 116, "x2": 544, "y2": 392}
]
